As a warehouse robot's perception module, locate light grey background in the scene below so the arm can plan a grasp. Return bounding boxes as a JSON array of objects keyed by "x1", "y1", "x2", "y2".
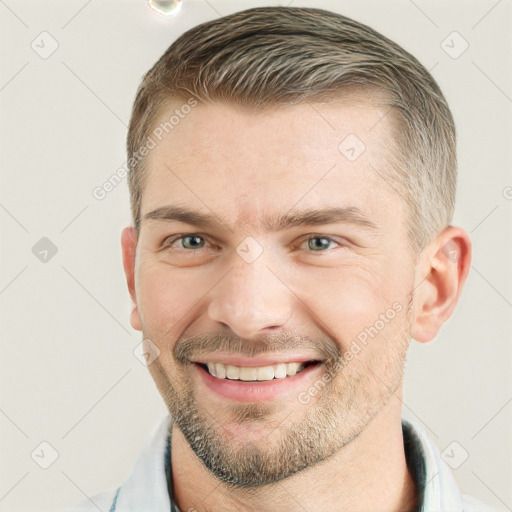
[{"x1": 0, "y1": 0, "x2": 511, "y2": 511}]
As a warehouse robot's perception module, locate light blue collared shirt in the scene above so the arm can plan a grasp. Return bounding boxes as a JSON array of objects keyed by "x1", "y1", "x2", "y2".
[{"x1": 62, "y1": 414, "x2": 497, "y2": 512}]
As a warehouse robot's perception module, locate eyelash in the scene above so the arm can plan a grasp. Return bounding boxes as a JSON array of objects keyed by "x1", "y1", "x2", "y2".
[{"x1": 161, "y1": 233, "x2": 344, "y2": 252}]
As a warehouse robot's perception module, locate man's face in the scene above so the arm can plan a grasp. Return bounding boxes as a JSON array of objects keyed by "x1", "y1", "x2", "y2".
[{"x1": 126, "y1": 99, "x2": 418, "y2": 486}]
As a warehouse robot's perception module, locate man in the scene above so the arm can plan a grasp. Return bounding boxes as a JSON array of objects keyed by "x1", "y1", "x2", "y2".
[{"x1": 64, "y1": 6, "x2": 496, "y2": 512}]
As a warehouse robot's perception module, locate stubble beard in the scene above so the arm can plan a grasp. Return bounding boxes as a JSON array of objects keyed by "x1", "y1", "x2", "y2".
[{"x1": 148, "y1": 310, "x2": 412, "y2": 489}]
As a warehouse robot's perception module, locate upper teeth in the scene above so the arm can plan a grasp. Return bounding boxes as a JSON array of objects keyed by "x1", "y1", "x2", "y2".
[{"x1": 205, "y1": 362, "x2": 306, "y2": 381}]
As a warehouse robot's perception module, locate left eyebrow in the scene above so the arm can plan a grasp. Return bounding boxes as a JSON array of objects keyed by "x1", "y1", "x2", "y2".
[
  {"x1": 142, "y1": 205, "x2": 379, "y2": 232},
  {"x1": 264, "y1": 206, "x2": 379, "y2": 232}
]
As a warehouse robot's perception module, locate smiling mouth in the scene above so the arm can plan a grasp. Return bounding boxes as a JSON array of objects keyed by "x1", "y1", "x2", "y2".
[{"x1": 196, "y1": 361, "x2": 321, "y2": 382}]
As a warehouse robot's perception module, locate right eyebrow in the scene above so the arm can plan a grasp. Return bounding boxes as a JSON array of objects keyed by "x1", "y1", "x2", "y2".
[{"x1": 143, "y1": 205, "x2": 220, "y2": 228}]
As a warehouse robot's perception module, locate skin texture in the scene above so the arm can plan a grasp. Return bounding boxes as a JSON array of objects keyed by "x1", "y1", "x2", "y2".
[{"x1": 121, "y1": 100, "x2": 471, "y2": 512}]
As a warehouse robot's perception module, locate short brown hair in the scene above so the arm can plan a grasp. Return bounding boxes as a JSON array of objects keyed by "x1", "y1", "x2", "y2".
[{"x1": 127, "y1": 6, "x2": 456, "y2": 252}]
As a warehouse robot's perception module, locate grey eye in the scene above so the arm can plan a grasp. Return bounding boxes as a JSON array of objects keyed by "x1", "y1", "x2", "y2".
[
  {"x1": 181, "y1": 235, "x2": 205, "y2": 249},
  {"x1": 307, "y1": 237, "x2": 332, "y2": 251}
]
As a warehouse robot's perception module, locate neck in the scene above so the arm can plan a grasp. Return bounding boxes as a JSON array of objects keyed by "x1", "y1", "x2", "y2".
[{"x1": 170, "y1": 392, "x2": 418, "y2": 512}]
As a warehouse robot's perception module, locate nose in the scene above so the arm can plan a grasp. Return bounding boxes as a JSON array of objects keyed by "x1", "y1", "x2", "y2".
[{"x1": 207, "y1": 255, "x2": 293, "y2": 339}]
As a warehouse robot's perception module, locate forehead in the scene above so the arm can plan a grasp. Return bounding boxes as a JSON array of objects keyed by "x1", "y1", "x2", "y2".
[{"x1": 141, "y1": 99, "x2": 402, "y2": 230}]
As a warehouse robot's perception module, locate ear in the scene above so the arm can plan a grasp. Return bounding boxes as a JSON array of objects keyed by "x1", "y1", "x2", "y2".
[
  {"x1": 411, "y1": 226, "x2": 472, "y2": 343},
  {"x1": 121, "y1": 226, "x2": 142, "y2": 331}
]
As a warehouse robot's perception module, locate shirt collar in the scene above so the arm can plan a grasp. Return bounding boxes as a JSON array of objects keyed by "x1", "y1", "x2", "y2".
[
  {"x1": 402, "y1": 417, "x2": 464, "y2": 511},
  {"x1": 114, "y1": 415, "x2": 172, "y2": 512}
]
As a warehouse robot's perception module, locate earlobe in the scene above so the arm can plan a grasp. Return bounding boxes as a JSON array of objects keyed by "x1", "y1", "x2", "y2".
[
  {"x1": 121, "y1": 226, "x2": 142, "y2": 331},
  {"x1": 130, "y1": 304, "x2": 142, "y2": 332},
  {"x1": 411, "y1": 227, "x2": 472, "y2": 343}
]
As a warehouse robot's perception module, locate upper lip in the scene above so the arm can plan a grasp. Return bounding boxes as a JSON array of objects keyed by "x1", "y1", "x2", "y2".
[{"x1": 192, "y1": 353, "x2": 323, "y2": 367}]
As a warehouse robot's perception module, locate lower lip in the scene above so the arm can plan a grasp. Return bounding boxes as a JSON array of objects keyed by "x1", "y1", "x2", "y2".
[{"x1": 194, "y1": 362, "x2": 323, "y2": 402}]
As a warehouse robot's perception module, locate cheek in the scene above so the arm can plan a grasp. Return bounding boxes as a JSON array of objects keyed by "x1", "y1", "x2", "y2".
[
  {"x1": 136, "y1": 264, "x2": 191, "y2": 335},
  {"x1": 136, "y1": 262, "x2": 219, "y2": 338},
  {"x1": 294, "y1": 264, "x2": 403, "y2": 349}
]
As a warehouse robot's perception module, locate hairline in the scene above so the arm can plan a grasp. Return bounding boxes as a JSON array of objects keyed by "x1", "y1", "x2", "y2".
[{"x1": 131, "y1": 87, "x2": 410, "y2": 233}]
